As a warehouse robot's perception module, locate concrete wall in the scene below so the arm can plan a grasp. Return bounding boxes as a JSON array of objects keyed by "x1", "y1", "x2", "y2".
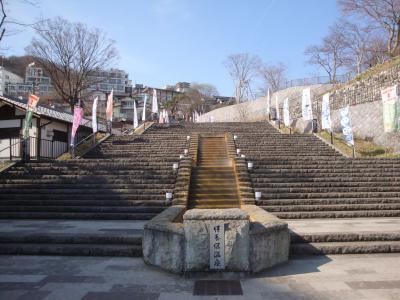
[
  {"x1": 198, "y1": 85, "x2": 333, "y2": 123},
  {"x1": 199, "y1": 59, "x2": 400, "y2": 152}
]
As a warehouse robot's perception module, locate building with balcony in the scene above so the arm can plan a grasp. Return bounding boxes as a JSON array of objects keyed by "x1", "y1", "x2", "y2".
[{"x1": 88, "y1": 69, "x2": 132, "y2": 95}]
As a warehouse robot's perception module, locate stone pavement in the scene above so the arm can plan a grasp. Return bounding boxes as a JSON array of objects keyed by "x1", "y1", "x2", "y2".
[{"x1": 0, "y1": 254, "x2": 400, "y2": 300}]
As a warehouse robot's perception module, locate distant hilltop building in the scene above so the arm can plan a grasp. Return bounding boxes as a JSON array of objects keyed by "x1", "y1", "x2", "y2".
[
  {"x1": 2, "y1": 64, "x2": 53, "y2": 97},
  {"x1": 89, "y1": 69, "x2": 132, "y2": 95}
]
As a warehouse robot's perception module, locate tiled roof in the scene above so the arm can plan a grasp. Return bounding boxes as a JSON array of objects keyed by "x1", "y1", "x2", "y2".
[{"x1": 0, "y1": 95, "x2": 106, "y2": 131}]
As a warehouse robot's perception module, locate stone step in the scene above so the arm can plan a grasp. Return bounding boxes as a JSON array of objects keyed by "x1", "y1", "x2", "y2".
[
  {"x1": 266, "y1": 203, "x2": 400, "y2": 212},
  {"x1": 0, "y1": 206, "x2": 165, "y2": 213},
  {"x1": 0, "y1": 188, "x2": 175, "y2": 194},
  {"x1": 0, "y1": 243, "x2": 142, "y2": 257},
  {"x1": 267, "y1": 191, "x2": 400, "y2": 199},
  {"x1": 252, "y1": 177, "x2": 400, "y2": 183},
  {"x1": 0, "y1": 183, "x2": 173, "y2": 189},
  {"x1": 0, "y1": 233, "x2": 142, "y2": 245},
  {"x1": 261, "y1": 198, "x2": 400, "y2": 205},
  {"x1": 290, "y1": 232, "x2": 400, "y2": 243},
  {"x1": 0, "y1": 200, "x2": 166, "y2": 206},
  {"x1": 256, "y1": 182, "x2": 400, "y2": 188},
  {"x1": 0, "y1": 194, "x2": 168, "y2": 200},
  {"x1": 272, "y1": 210, "x2": 400, "y2": 219},
  {"x1": 290, "y1": 241, "x2": 400, "y2": 255},
  {"x1": 257, "y1": 187, "x2": 400, "y2": 193},
  {"x1": 0, "y1": 212, "x2": 156, "y2": 220}
]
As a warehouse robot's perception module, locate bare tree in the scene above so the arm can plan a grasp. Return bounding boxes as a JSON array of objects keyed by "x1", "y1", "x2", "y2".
[
  {"x1": 258, "y1": 62, "x2": 286, "y2": 93},
  {"x1": 0, "y1": 0, "x2": 6, "y2": 43},
  {"x1": 26, "y1": 17, "x2": 118, "y2": 111},
  {"x1": 305, "y1": 26, "x2": 348, "y2": 82},
  {"x1": 0, "y1": 1, "x2": 45, "y2": 47},
  {"x1": 190, "y1": 83, "x2": 219, "y2": 98},
  {"x1": 224, "y1": 53, "x2": 261, "y2": 103},
  {"x1": 337, "y1": 21, "x2": 374, "y2": 74},
  {"x1": 338, "y1": 0, "x2": 400, "y2": 55},
  {"x1": 236, "y1": 105, "x2": 249, "y2": 122},
  {"x1": 366, "y1": 35, "x2": 390, "y2": 65}
]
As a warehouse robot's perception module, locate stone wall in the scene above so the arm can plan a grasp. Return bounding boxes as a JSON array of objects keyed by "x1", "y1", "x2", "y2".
[{"x1": 311, "y1": 61, "x2": 400, "y2": 152}]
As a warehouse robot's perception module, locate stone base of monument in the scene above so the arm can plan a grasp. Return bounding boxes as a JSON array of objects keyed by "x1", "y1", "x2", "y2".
[{"x1": 142, "y1": 205, "x2": 289, "y2": 274}]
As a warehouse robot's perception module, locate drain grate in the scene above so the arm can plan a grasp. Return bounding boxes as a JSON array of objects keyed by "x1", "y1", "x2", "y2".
[{"x1": 193, "y1": 280, "x2": 243, "y2": 296}]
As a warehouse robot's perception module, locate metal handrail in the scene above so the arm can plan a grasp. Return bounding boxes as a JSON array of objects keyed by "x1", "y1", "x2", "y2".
[
  {"x1": 0, "y1": 137, "x2": 22, "y2": 154},
  {"x1": 75, "y1": 132, "x2": 96, "y2": 148}
]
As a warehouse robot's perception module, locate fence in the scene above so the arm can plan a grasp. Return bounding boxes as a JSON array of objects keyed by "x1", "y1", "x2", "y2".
[
  {"x1": 283, "y1": 74, "x2": 352, "y2": 89},
  {"x1": 0, "y1": 136, "x2": 69, "y2": 161}
]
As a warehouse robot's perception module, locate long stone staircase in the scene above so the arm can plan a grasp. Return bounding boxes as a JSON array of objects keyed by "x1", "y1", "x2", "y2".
[
  {"x1": 0, "y1": 128, "x2": 188, "y2": 256},
  {"x1": 189, "y1": 136, "x2": 240, "y2": 209},
  {"x1": 0, "y1": 121, "x2": 399, "y2": 257},
  {"x1": 147, "y1": 123, "x2": 400, "y2": 256}
]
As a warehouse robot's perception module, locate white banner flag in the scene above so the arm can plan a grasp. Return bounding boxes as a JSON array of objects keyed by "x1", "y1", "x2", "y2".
[
  {"x1": 142, "y1": 94, "x2": 147, "y2": 121},
  {"x1": 165, "y1": 110, "x2": 169, "y2": 123},
  {"x1": 133, "y1": 100, "x2": 138, "y2": 129},
  {"x1": 152, "y1": 89, "x2": 158, "y2": 113},
  {"x1": 321, "y1": 93, "x2": 331, "y2": 130},
  {"x1": 92, "y1": 96, "x2": 98, "y2": 133},
  {"x1": 302, "y1": 88, "x2": 313, "y2": 121},
  {"x1": 266, "y1": 89, "x2": 271, "y2": 114},
  {"x1": 340, "y1": 106, "x2": 354, "y2": 146},
  {"x1": 283, "y1": 98, "x2": 290, "y2": 127},
  {"x1": 275, "y1": 95, "x2": 280, "y2": 120}
]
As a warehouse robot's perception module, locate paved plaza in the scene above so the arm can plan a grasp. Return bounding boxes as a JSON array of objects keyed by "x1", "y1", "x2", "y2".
[{"x1": 0, "y1": 253, "x2": 399, "y2": 300}]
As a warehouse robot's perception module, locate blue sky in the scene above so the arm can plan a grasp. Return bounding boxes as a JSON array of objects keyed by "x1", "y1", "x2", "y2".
[{"x1": 4, "y1": 0, "x2": 339, "y2": 96}]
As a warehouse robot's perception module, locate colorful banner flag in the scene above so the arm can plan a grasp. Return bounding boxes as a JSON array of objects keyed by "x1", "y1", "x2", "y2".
[
  {"x1": 321, "y1": 93, "x2": 331, "y2": 130},
  {"x1": 71, "y1": 106, "x2": 84, "y2": 145},
  {"x1": 27, "y1": 94, "x2": 39, "y2": 110},
  {"x1": 92, "y1": 96, "x2": 98, "y2": 133},
  {"x1": 142, "y1": 94, "x2": 147, "y2": 121},
  {"x1": 152, "y1": 89, "x2": 159, "y2": 113},
  {"x1": 23, "y1": 94, "x2": 40, "y2": 139},
  {"x1": 266, "y1": 88, "x2": 271, "y2": 115},
  {"x1": 381, "y1": 85, "x2": 400, "y2": 132},
  {"x1": 106, "y1": 89, "x2": 114, "y2": 122},
  {"x1": 133, "y1": 100, "x2": 138, "y2": 129},
  {"x1": 302, "y1": 88, "x2": 313, "y2": 121},
  {"x1": 283, "y1": 98, "x2": 290, "y2": 127},
  {"x1": 340, "y1": 106, "x2": 354, "y2": 146}
]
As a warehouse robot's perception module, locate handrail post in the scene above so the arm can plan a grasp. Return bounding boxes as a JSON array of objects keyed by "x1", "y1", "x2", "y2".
[
  {"x1": 51, "y1": 140, "x2": 54, "y2": 159},
  {"x1": 9, "y1": 137, "x2": 12, "y2": 161}
]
